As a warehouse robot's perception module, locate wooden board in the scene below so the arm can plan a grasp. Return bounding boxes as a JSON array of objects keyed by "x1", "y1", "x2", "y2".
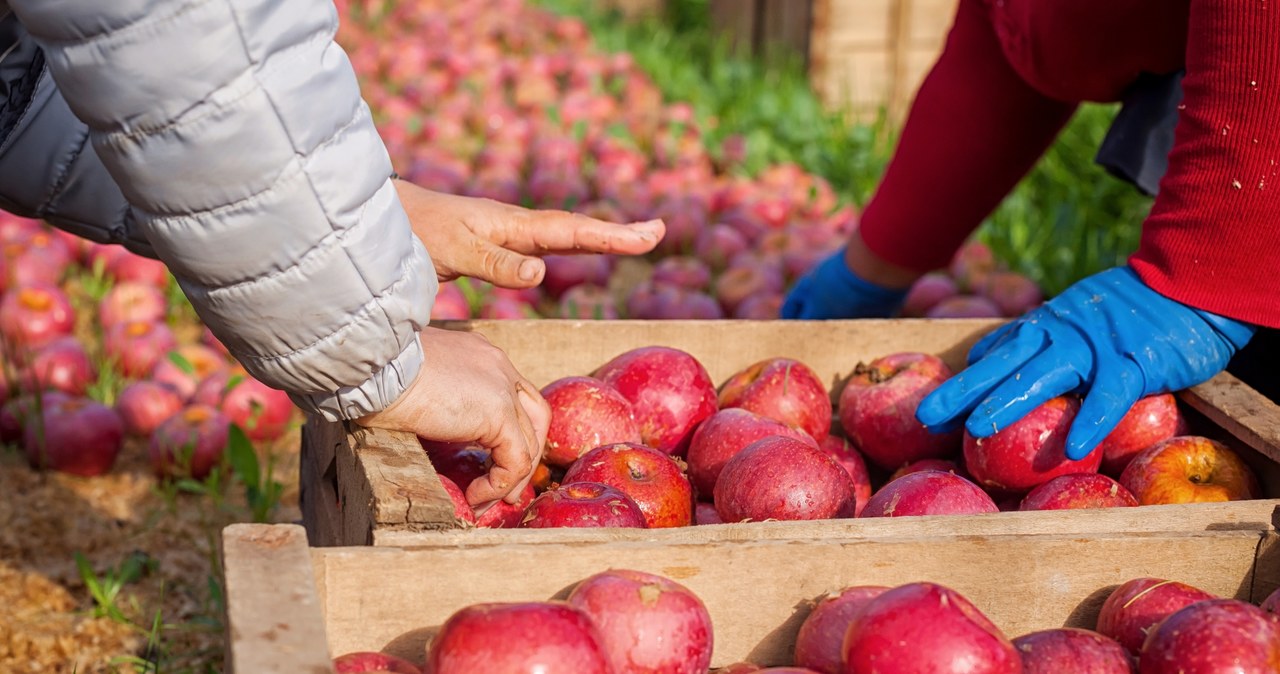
[
  {"x1": 223, "y1": 523, "x2": 1280, "y2": 671},
  {"x1": 298, "y1": 319, "x2": 1280, "y2": 549}
]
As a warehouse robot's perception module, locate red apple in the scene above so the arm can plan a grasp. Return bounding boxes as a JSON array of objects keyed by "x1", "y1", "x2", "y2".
[
  {"x1": 520, "y1": 482, "x2": 648, "y2": 528},
  {"x1": 543, "y1": 254, "x2": 613, "y2": 299},
  {"x1": 732, "y1": 293, "x2": 783, "y2": 320},
  {"x1": 1, "y1": 392, "x2": 68, "y2": 444},
  {"x1": 964, "y1": 396, "x2": 1099, "y2": 495},
  {"x1": 860, "y1": 471, "x2": 999, "y2": 518},
  {"x1": 332, "y1": 651, "x2": 422, "y2": 674},
  {"x1": 194, "y1": 368, "x2": 295, "y2": 441},
  {"x1": 651, "y1": 256, "x2": 712, "y2": 291},
  {"x1": 901, "y1": 274, "x2": 960, "y2": 318},
  {"x1": 595, "y1": 346, "x2": 719, "y2": 455},
  {"x1": 475, "y1": 483, "x2": 536, "y2": 529},
  {"x1": 104, "y1": 320, "x2": 178, "y2": 378},
  {"x1": 686, "y1": 408, "x2": 819, "y2": 498},
  {"x1": 1018, "y1": 473, "x2": 1138, "y2": 511},
  {"x1": 98, "y1": 281, "x2": 168, "y2": 328},
  {"x1": 438, "y1": 475, "x2": 477, "y2": 525},
  {"x1": 541, "y1": 376, "x2": 641, "y2": 467},
  {"x1": 793, "y1": 586, "x2": 890, "y2": 673},
  {"x1": 718, "y1": 357, "x2": 832, "y2": 443},
  {"x1": 480, "y1": 295, "x2": 537, "y2": 319},
  {"x1": 108, "y1": 251, "x2": 170, "y2": 288},
  {"x1": 838, "y1": 352, "x2": 960, "y2": 471},
  {"x1": 0, "y1": 283, "x2": 76, "y2": 356},
  {"x1": 116, "y1": 381, "x2": 185, "y2": 437},
  {"x1": 1011, "y1": 628, "x2": 1131, "y2": 674},
  {"x1": 925, "y1": 295, "x2": 1003, "y2": 318},
  {"x1": 818, "y1": 436, "x2": 873, "y2": 517},
  {"x1": 1261, "y1": 587, "x2": 1280, "y2": 614},
  {"x1": 888, "y1": 459, "x2": 966, "y2": 482},
  {"x1": 21, "y1": 337, "x2": 96, "y2": 396},
  {"x1": 977, "y1": 271, "x2": 1043, "y2": 317},
  {"x1": 558, "y1": 284, "x2": 619, "y2": 320},
  {"x1": 714, "y1": 264, "x2": 785, "y2": 315},
  {"x1": 561, "y1": 442, "x2": 693, "y2": 528},
  {"x1": 714, "y1": 436, "x2": 856, "y2": 522},
  {"x1": 148, "y1": 404, "x2": 231, "y2": 480},
  {"x1": 1118, "y1": 436, "x2": 1259, "y2": 505},
  {"x1": 8, "y1": 246, "x2": 67, "y2": 289},
  {"x1": 568, "y1": 569, "x2": 713, "y2": 674},
  {"x1": 949, "y1": 241, "x2": 997, "y2": 292},
  {"x1": 694, "y1": 224, "x2": 749, "y2": 271},
  {"x1": 23, "y1": 396, "x2": 124, "y2": 477},
  {"x1": 420, "y1": 440, "x2": 491, "y2": 491},
  {"x1": 426, "y1": 602, "x2": 610, "y2": 674},
  {"x1": 431, "y1": 282, "x2": 471, "y2": 320},
  {"x1": 1138, "y1": 599, "x2": 1280, "y2": 672},
  {"x1": 843, "y1": 582, "x2": 1021, "y2": 674},
  {"x1": 1098, "y1": 394, "x2": 1186, "y2": 477},
  {"x1": 151, "y1": 345, "x2": 229, "y2": 401},
  {"x1": 695, "y1": 501, "x2": 723, "y2": 525},
  {"x1": 1096, "y1": 577, "x2": 1218, "y2": 654}
]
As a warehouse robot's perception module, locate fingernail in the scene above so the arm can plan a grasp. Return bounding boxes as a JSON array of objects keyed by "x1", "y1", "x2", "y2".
[{"x1": 518, "y1": 259, "x2": 540, "y2": 281}]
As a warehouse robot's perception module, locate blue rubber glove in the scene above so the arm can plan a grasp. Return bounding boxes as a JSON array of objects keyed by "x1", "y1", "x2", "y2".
[
  {"x1": 781, "y1": 248, "x2": 909, "y2": 319},
  {"x1": 915, "y1": 266, "x2": 1256, "y2": 459}
]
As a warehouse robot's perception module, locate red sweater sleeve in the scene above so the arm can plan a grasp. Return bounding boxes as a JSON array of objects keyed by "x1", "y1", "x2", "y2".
[
  {"x1": 857, "y1": 0, "x2": 1077, "y2": 273},
  {"x1": 1130, "y1": 0, "x2": 1280, "y2": 328}
]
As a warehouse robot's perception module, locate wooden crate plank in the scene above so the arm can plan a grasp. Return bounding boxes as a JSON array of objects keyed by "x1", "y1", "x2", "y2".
[
  {"x1": 300, "y1": 416, "x2": 344, "y2": 547},
  {"x1": 315, "y1": 530, "x2": 1273, "y2": 668},
  {"x1": 222, "y1": 524, "x2": 335, "y2": 674},
  {"x1": 1182, "y1": 371, "x2": 1280, "y2": 465}
]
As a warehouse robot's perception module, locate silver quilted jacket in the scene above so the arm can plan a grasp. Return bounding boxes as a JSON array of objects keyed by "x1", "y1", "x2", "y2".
[{"x1": 0, "y1": 0, "x2": 438, "y2": 421}]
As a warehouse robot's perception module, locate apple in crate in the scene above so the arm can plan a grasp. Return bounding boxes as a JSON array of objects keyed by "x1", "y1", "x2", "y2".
[
  {"x1": 595, "y1": 346, "x2": 718, "y2": 455},
  {"x1": 964, "y1": 396, "x2": 1101, "y2": 495},
  {"x1": 1011, "y1": 628, "x2": 1131, "y2": 674},
  {"x1": 1098, "y1": 393, "x2": 1185, "y2": 476},
  {"x1": 1018, "y1": 474, "x2": 1138, "y2": 511},
  {"x1": 105, "y1": 320, "x2": 178, "y2": 378},
  {"x1": 116, "y1": 381, "x2": 185, "y2": 437},
  {"x1": 332, "y1": 651, "x2": 421, "y2": 674},
  {"x1": 695, "y1": 502, "x2": 723, "y2": 525},
  {"x1": 1096, "y1": 577, "x2": 1217, "y2": 653},
  {"x1": 793, "y1": 586, "x2": 889, "y2": 674},
  {"x1": 426, "y1": 602, "x2": 611, "y2": 674},
  {"x1": 561, "y1": 442, "x2": 693, "y2": 528},
  {"x1": 475, "y1": 483, "x2": 536, "y2": 529},
  {"x1": 23, "y1": 396, "x2": 125, "y2": 477},
  {"x1": 888, "y1": 459, "x2": 966, "y2": 482},
  {"x1": 860, "y1": 471, "x2": 999, "y2": 518},
  {"x1": 718, "y1": 357, "x2": 832, "y2": 442},
  {"x1": 193, "y1": 368, "x2": 295, "y2": 441},
  {"x1": 541, "y1": 376, "x2": 641, "y2": 467},
  {"x1": 818, "y1": 436, "x2": 873, "y2": 517},
  {"x1": 1118, "y1": 436, "x2": 1258, "y2": 505},
  {"x1": 1139, "y1": 599, "x2": 1280, "y2": 673},
  {"x1": 420, "y1": 440, "x2": 490, "y2": 491},
  {"x1": 21, "y1": 337, "x2": 96, "y2": 396},
  {"x1": 98, "y1": 281, "x2": 167, "y2": 328},
  {"x1": 151, "y1": 345, "x2": 229, "y2": 401},
  {"x1": 568, "y1": 569, "x2": 713, "y2": 674},
  {"x1": 686, "y1": 408, "x2": 819, "y2": 497},
  {"x1": 714, "y1": 436, "x2": 856, "y2": 522},
  {"x1": 0, "y1": 283, "x2": 76, "y2": 355},
  {"x1": 843, "y1": 582, "x2": 1021, "y2": 674},
  {"x1": 520, "y1": 482, "x2": 647, "y2": 529},
  {"x1": 839, "y1": 352, "x2": 960, "y2": 471},
  {"x1": 149, "y1": 404, "x2": 231, "y2": 480},
  {"x1": 438, "y1": 475, "x2": 476, "y2": 525}
]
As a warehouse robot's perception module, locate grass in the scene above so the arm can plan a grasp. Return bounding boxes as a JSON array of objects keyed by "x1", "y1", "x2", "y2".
[{"x1": 537, "y1": 0, "x2": 1155, "y2": 296}]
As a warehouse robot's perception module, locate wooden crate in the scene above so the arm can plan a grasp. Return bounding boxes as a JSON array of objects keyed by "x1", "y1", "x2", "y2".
[
  {"x1": 222, "y1": 521, "x2": 1280, "y2": 672},
  {"x1": 299, "y1": 319, "x2": 1280, "y2": 549}
]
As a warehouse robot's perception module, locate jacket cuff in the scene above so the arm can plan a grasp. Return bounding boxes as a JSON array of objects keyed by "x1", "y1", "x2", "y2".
[{"x1": 288, "y1": 334, "x2": 423, "y2": 422}]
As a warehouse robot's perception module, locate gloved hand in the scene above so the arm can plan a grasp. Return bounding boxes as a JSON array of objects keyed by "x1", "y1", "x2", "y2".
[
  {"x1": 781, "y1": 248, "x2": 910, "y2": 319},
  {"x1": 916, "y1": 266, "x2": 1256, "y2": 459}
]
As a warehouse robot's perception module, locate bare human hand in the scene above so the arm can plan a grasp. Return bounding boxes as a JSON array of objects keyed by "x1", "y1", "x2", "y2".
[
  {"x1": 394, "y1": 179, "x2": 664, "y2": 288},
  {"x1": 354, "y1": 328, "x2": 551, "y2": 508}
]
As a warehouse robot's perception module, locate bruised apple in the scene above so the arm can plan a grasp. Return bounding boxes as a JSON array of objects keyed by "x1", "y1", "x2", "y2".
[
  {"x1": 541, "y1": 376, "x2": 641, "y2": 467},
  {"x1": 714, "y1": 436, "x2": 856, "y2": 523},
  {"x1": 561, "y1": 443, "x2": 693, "y2": 528},
  {"x1": 718, "y1": 357, "x2": 832, "y2": 442},
  {"x1": 1098, "y1": 394, "x2": 1185, "y2": 477},
  {"x1": 964, "y1": 396, "x2": 1100, "y2": 495},
  {"x1": 793, "y1": 586, "x2": 889, "y2": 674},
  {"x1": 1096, "y1": 577, "x2": 1217, "y2": 653},
  {"x1": 520, "y1": 482, "x2": 647, "y2": 529},
  {"x1": 426, "y1": 602, "x2": 610, "y2": 674},
  {"x1": 1018, "y1": 473, "x2": 1138, "y2": 511},
  {"x1": 1118, "y1": 436, "x2": 1259, "y2": 505},
  {"x1": 568, "y1": 569, "x2": 713, "y2": 674},
  {"x1": 686, "y1": 408, "x2": 818, "y2": 498},
  {"x1": 859, "y1": 471, "x2": 998, "y2": 518},
  {"x1": 1011, "y1": 628, "x2": 1131, "y2": 674},
  {"x1": 838, "y1": 352, "x2": 959, "y2": 471},
  {"x1": 595, "y1": 346, "x2": 718, "y2": 455}
]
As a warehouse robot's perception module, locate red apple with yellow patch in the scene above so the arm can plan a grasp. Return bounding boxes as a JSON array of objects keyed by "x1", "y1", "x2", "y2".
[
  {"x1": 1118, "y1": 436, "x2": 1259, "y2": 505},
  {"x1": 561, "y1": 442, "x2": 694, "y2": 528}
]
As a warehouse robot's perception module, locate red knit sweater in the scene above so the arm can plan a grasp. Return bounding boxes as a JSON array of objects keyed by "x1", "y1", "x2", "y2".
[{"x1": 858, "y1": 0, "x2": 1280, "y2": 327}]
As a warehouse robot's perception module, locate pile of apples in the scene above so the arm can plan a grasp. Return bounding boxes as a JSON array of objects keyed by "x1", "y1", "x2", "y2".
[
  {"x1": 423, "y1": 343, "x2": 1261, "y2": 530},
  {"x1": 0, "y1": 212, "x2": 296, "y2": 480},
  {"x1": 332, "y1": 569, "x2": 1280, "y2": 673},
  {"x1": 333, "y1": 0, "x2": 1045, "y2": 320}
]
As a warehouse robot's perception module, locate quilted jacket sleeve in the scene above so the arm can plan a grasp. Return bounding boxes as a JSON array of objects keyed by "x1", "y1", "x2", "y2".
[{"x1": 4, "y1": 0, "x2": 438, "y2": 421}]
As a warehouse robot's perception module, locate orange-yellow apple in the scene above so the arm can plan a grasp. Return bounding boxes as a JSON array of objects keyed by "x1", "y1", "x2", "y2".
[{"x1": 1118, "y1": 436, "x2": 1259, "y2": 505}]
